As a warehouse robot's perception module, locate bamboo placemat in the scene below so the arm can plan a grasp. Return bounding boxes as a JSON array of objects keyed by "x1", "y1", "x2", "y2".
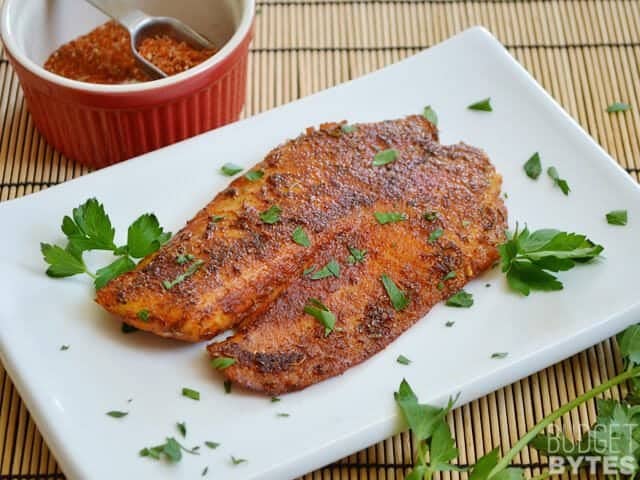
[{"x1": 0, "y1": 0, "x2": 639, "y2": 478}]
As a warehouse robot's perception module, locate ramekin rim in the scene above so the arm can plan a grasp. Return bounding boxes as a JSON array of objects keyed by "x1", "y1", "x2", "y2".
[{"x1": 0, "y1": 0, "x2": 255, "y2": 94}]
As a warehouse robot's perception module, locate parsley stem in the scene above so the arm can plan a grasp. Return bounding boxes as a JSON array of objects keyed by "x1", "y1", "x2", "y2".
[
  {"x1": 86, "y1": 270, "x2": 97, "y2": 280},
  {"x1": 488, "y1": 365, "x2": 640, "y2": 478}
]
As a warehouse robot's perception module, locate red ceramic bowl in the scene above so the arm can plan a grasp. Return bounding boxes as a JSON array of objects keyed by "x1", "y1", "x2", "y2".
[{"x1": 1, "y1": 0, "x2": 254, "y2": 169}]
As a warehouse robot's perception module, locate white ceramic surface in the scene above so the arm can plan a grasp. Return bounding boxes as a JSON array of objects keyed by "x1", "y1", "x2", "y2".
[{"x1": 1, "y1": 27, "x2": 639, "y2": 480}]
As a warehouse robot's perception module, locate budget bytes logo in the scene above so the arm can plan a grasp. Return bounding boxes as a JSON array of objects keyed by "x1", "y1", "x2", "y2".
[{"x1": 543, "y1": 424, "x2": 637, "y2": 475}]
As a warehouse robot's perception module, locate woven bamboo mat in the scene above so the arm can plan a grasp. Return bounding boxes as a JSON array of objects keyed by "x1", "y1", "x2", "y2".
[{"x1": 0, "y1": 0, "x2": 639, "y2": 478}]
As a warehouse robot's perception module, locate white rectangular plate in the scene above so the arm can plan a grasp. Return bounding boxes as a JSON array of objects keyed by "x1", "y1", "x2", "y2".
[{"x1": 1, "y1": 27, "x2": 639, "y2": 480}]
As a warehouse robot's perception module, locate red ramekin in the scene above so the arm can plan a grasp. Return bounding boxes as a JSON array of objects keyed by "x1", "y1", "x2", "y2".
[{"x1": 1, "y1": 0, "x2": 254, "y2": 169}]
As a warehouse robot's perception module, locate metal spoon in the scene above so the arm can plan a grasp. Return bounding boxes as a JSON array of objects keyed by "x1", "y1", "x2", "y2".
[{"x1": 84, "y1": 0, "x2": 216, "y2": 80}]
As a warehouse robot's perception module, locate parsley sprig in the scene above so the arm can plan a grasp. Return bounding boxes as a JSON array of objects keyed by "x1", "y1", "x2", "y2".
[
  {"x1": 41, "y1": 199, "x2": 171, "y2": 290},
  {"x1": 498, "y1": 225, "x2": 603, "y2": 296}
]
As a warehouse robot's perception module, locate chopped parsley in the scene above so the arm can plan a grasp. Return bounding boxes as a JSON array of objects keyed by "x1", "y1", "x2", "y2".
[
  {"x1": 606, "y1": 210, "x2": 628, "y2": 226},
  {"x1": 374, "y1": 212, "x2": 407, "y2": 224},
  {"x1": 445, "y1": 290, "x2": 474, "y2": 308},
  {"x1": 462, "y1": 220, "x2": 471, "y2": 228},
  {"x1": 220, "y1": 162, "x2": 243, "y2": 176},
  {"x1": 139, "y1": 437, "x2": 199, "y2": 463},
  {"x1": 231, "y1": 456, "x2": 247, "y2": 465},
  {"x1": 468, "y1": 97, "x2": 492, "y2": 112},
  {"x1": 259, "y1": 205, "x2": 282, "y2": 224},
  {"x1": 445, "y1": 321, "x2": 455, "y2": 327},
  {"x1": 347, "y1": 246, "x2": 367, "y2": 264},
  {"x1": 607, "y1": 102, "x2": 631, "y2": 113},
  {"x1": 428, "y1": 228, "x2": 444, "y2": 243},
  {"x1": 423, "y1": 211, "x2": 438, "y2": 222},
  {"x1": 182, "y1": 387, "x2": 200, "y2": 401},
  {"x1": 372, "y1": 149, "x2": 399, "y2": 166},
  {"x1": 271, "y1": 397, "x2": 281, "y2": 403},
  {"x1": 443, "y1": 271, "x2": 456, "y2": 281},
  {"x1": 292, "y1": 226, "x2": 311, "y2": 247},
  {"x1": 211, "y1": 357, "x2": 237, "y2": 370},
  {"x1": 177, "y1": 421, "x2": 187, "y2": 437},
  {"x1": 523, "y1": 152, "x2": 542, "y2": 180},
  {"x1": 106, "y1": 411, "x2": 128, "y2": 418},
  {"x1": 381, "y1": 274, "x2": 409, "y2": 311},
  {"x1": 303, "y1": 298, "x2": 336, "y2": 336},
  {"x1": 309, "y1": 260, "x2": 340, "y2": 279},
  {"x1": 60, "y1": 345, "x2": 70, "y2": 351},
  {"x1": 209, "y1": 215, "x2": 224, "y2": 225},
  {"x1": 205, "y1": 441, "x2": 220, "y2": 449},
  {"x1": 162, "y1": 259, "x2": 204, "y2": 290},
  {"x1": 396, "y1": 354, "x2": 411, "y2": 365},
  {"x1": 423, "y1": 105, "x2": 438, "y2": 125},
  {"x1": 137, "y1": 309, "x2": 150, "y2": 321},
  {"x1": 341, "y1": 124, "x2": 356, "y2": 133},
  {"x1": 276, "y1": 413, "x2": 290, "y2": 418},
  {"x1": 202, "y1": 466, "x2": 208, "y2": 476},
  {"x1": 491, "y1": 352, "x2": 508, "y2": 359},
  {"x1": 245, "y1": 170, "x2": 264, "y2": 181},
  {"x1": 437, "y1": 281, "x2": 445, "y2": 290},
  {"x1": 547, "y1": 166, "x2": 570, "y2": 195},
  {"x1": 176, "y1": 253, "x2": 194, "y2": 265}
]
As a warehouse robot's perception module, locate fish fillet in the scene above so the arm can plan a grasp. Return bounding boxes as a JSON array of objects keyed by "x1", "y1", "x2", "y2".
[
  {"x1": 96, "y1": 116, "x2": 440, "y2": 341},
  {"x1": 208, "y1": 141, "x2": 507, "y2": 394}
]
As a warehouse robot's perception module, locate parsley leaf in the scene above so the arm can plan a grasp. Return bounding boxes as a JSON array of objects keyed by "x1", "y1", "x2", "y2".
[
  {"x1": 372, "y1": 149, "x2": 399, "y2": 166},
  {"x1": 162, "y1": 259, "x2": 204, "y2": 290},
  {"x1": 177, "y1": 421, "x2": 186, "y2": 437},
  {"x1": 428, "y1": 228, "x2": 444, "y2": 243},
  {"x1": 607, "y1": 102, "x2": 631, "y2": 113},
  {"x1": 61, "y1": 198, "x2": 116, "y2": 252},
  {"x1": 182, "y1": 387, "x2": 200, "y2": 401},
  {"x1": 445, "y1": 290, "x2": 473, "y2": 308},
  {"x1": 443, "y1": 271, "x2": 456, "y2": 281},
  {"x1": 374, "y1": 212, "x2": 407, "y2": 224},
  {"x1": 276, "y1": 413, "x2": 290, "y2": 418},
  {"x1": 423, "y1": 211, "x2": 438, "y2": 222},
  {"x1": 309, "y1": 260, "x2": 340, "y2": 279},
  {"x1": 205, "y1": 441, "x2": 220, "y2": 449},
  {"x1": 60, "y1": 345, "x2": 70, "y2": 351},
  {"x1": 498, "y1": 225, "x2": 604, "y2": 296},
  {"x1": 211, "y1": 357, "x2": 236, "y2": 370},
  {"x1": 40, "y1": 243, "x2": 87, "y2": 278},
  {"x1": 341, "y1": 124, "x2": 356, "y2": 133},
  {"x1": 397, "y1": 355, "x2": 411, "y2": 365},
  {"x1": 423, "y1": 105, "x2": 438, "y2": 126},
  {"x1": 271, "y1": 397, "x2": 281, "y2": 403},
  {"x1": 176, "y1": 253, "x2": 194, "y2": 265},
  {"x1": 468, "y1": 98, "x2": 492, "y2": 112},
  {"x1": 259, "y1": 205, "x2": 282, "y2": 224},
  {"x1": 137, "y1": 309, "x2": 150, "y2": 321},
  {"x1": 547, "y1": 166, "x2": 570, "y2": 195},
  {"x1": 303, "y1": 298, "x2": 336, "y2": 336},
  {"x1": 491, "y1": 352, "x2": 508, "y2": 359},
  {"x1": 292, "y1": 226, "x2": 310, "y2": 247},
  {"x1": 221, "y1": 162, "x2": 243, "y2": 176},
  {"x1": 245, "y1": 170, "x2": 264, "y2": 181},
  {"x1": 606, "y1": 209, "x2": 628, "y2": 226},
  {"x1": 94, "y1": 256, "x2": 136, "y2": 289},
  {"x1": 523, "y1": 152, "x2": 542, "y2": 180},
  {"x1": 124, "y1": 213, "x2": 171, "y2": 258},
  {"x1": 231, "y1": 456, "x2": 247, "y2": 465},
  {"x1": 106, "y1": 410, "x2": 128, "y2": 418},
  {"x1": 381, "y1": 274, "x2": 409, "y2": 311},
  {"x1": 140, "y1": 437, "x2": 194, "y2": 463},
  {"x1": 394, "y1": 379, "x2": 452, "y2": 441},
  {"x1": 347, "y1": 246, "x2": 367, "y2": 264}
]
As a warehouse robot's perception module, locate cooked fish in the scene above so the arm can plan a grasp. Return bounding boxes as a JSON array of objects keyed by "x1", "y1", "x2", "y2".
[
  {"x1": 96, "y1": 116, "x2": 439, "y2": 341},
  {"x1": 208, "y1": 141, "x2": 507, "y2": 394}
]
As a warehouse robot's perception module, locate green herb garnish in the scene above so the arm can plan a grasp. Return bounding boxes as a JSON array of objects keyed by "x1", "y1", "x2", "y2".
[
  {"x1": 276, "y1": 413, "x2": 290, "y2": 418},
  {"x1": 182, "y1": 388, "x2": 200, "y2": 401},
  {"x1": 498, "y1": 225, "x2": 604, "y2": 296},
  {"x1": 423, "y1": 211, "x2": 438, "y2": 222},
  {"x1": 445, "y1": 290, "x2": 473, "y2": 308},
  {"x1": 347, "y1": 246, "x2": 367, "y2": 264},
  {"x1": 381, "y1": 274, "x2": 409, "y2": 311},
  {"x1": 162, "y1": 259, "x2": 204, "y2": 290},
  {"x1": 607, "y1": 102, "x2": 631, "y2": 113},
  {"x1": 106, "y1": 411, "x2": 128, "y2": 418},
  {"x1": 245, "y1": 170, "x2": 264, "y2": 181},
  {"x1": 606, "y1": 210, "x2": 628, "y2": 226},
  {"x1": 202, "y1": 466, "x2": 208, "y2": 476},
  {"x1": 292, "y1": 226, "x2": 310, "y2": 247},
  {"x1": 374, "y1": 212, "x2": 407, "y2": 224},
  {"x1": 303, "y1": 298, "x2": 336, "y2": 336},
  {"x1": 468, "y1": 97, "x2": 492, "y2": 112},
  {"x1": 259, "y1": 205, "x2": 282, "y2": 224},
  {"x1": 137, "y1": 309, "x2": 150, "y2": 322},
  {"x1": 372, "y1": 149, "x2": 399, "y2": 166},
  {"x1": 211, "y1": 357, "x2": 237, "y2": 370},
  {"x1": 523, "y1": 152, "x2": 542, "y2": 180},
  {"x1": 205, "y1": 441, "x2": 220, "y2": 449},
  {"x1": 60, "y1": 345, "x2": 70, "y2": 351},
  {"x1": 309, "y1": 260, "x2": 340, "y2": 279},
  {"x1": 341, "y1": 124, "x2": 356, "y2": 133},
  {"x1": 397, "y1": 355, "x2": 411, "y2": 365},
  {"x1": 176, "y1": 253, "x2": 194, "y2": 265},
  {"x1": 547, "y1": 166, "x2": 570, "y2": 195},
  {"x1": 491, "y1": 352, "x2": 508, "y2": 359},
  {"x1": 221, "y1": 162, "x2": 243, "y2": 176},
  {"x1": 443, "y1": 271, "x2": 456, "y2": 281},
  {"x1": 271, "y1": 397, "x2": 281, "y2": 403},
  {"x1": 423, "y1": 105, "x2": 438, "y2": 125},
  {"x1": 428, "y1": 228, "x2": 444, "y2": 243},
  {"x1": 231, "y1": 456, "x2": 247, "y2": 465},
  {"x1": 445, "y1": 321, "x2": 455, "y2": 327},
  {"x1": 176, "y1": 421, "x2": 187, "y2": 437}
]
